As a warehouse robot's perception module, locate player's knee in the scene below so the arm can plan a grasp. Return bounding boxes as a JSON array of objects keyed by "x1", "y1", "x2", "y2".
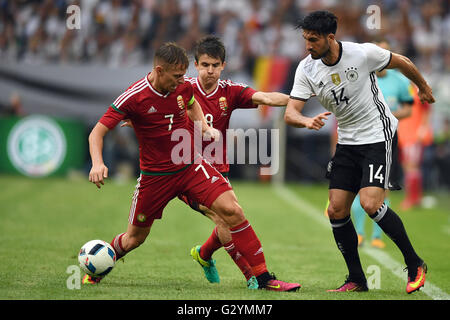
[
  {"x1": 327, "y1": 205, "x2": 337, "y2": 219},
  {"x1": 223, "y1": 201, "x2": 243, "y2": 217},
  {"x1": 215, "y1": 215, "x2": 230, "y2": 230},
  {"x1": 327, "y1": 202, "x2": 346, "y2": 220},
  {"x1": 205, "y1": 209, "x2": 226, "y2": 226},
  {"x1": 217, "y1": 201, "x2": 245, "y2": 224},
  {"x1": 360, "y1": 198, "x2": 383, "y2": 215}
]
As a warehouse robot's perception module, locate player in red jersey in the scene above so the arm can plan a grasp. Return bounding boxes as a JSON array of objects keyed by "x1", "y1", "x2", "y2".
[
  {"x1": 85, "y1": 42, "x2": 300, "y2": 292},
  {"x1": 178, "y1": 36, "x2": 292, "y2": 288}
]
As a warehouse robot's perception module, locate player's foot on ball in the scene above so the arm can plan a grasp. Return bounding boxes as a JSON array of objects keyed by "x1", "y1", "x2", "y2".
[
  {"x1": 82, "y1": 274, "x2": 102, "y2": 284},
  {"x1": 327, "y1": 276, "x2": 368, "y2": 292},
  {"x1": 406, "y1": 262, "x2": 427, "y2": 294},
  {"x1": 259, "y1": 273, "x2": 301, "y2": 292},
  {"x1": 190, "y1": 245, "x2": 220, "y2": 283},
  {"x1": 247, "y1": 276, "x2": 259, "y2": 289}
]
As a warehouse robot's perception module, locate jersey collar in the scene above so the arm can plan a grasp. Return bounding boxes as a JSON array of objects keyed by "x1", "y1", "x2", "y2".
[
  {"x1": 321, "y1": 41, "x2": 343, "y2": 67},
  {"x1": 146, "y1": 73, "x2": 170, "y2": 98},
  {"x1": 196, "y1": 77, "x2": 219, "y2": 98}
]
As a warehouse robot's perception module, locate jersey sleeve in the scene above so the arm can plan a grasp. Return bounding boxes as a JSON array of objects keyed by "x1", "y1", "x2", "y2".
[
  {"x1": 361, "y1": 42, "x2": 392, "y2": 73},
  {"x1": 289, "y1": 63, "x2": 314, "y2": 101},
  {"x1": 99, "y1": 94, "x2": 134, "y2": 129},
  {"x1": 230, "y1": 81, "x2": 258, "y2": 110}
]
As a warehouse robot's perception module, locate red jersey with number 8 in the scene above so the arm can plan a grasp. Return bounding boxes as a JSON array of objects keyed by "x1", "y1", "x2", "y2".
[
  {"x1": 185, "y1": 77, "x2": 257, "y2": 173},
  {"x1": 99, "y1": 74, "x2": 195, "y2": 174}
]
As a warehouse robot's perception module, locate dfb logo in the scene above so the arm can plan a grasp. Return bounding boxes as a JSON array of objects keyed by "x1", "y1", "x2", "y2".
[{"x1": 66, "y1": 5, "x2": 81, "y2": 30}]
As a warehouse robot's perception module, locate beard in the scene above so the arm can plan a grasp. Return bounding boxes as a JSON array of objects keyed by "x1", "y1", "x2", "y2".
[{"x1": 310, "y1": 45, "x2": 330, "y2": 60}]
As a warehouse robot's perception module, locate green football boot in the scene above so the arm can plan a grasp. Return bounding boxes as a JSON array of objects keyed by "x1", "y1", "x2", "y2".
[
  {"x1": 247, "y1": 276, "x2": 259, "y2": 289},
  {"x1": 190, "y1": 245, "x2": 220, "y2": 283}
]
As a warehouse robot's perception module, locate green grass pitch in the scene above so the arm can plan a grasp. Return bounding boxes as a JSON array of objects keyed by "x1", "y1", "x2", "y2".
[{"x1": 0, "y1": 174, "x2": 449, "y2": 301}]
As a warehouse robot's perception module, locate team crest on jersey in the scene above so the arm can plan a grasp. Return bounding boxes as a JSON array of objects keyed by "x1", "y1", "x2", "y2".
[
  {"x1": 219, "y1": 96, "x2": 228, "y2": 116},
  {"x1": 219, "y1": 97, "x2": 228, "y2": 111},
  {"x1": 345, "y1": 67, "x2": 358, "y2": 82},
  {"x1": 177, "y1": 95, "x2": 185, "y2": 109},
  {"x1": 331, "y1": 73, "x2": 341, "y2": 85},
  {"x1": 137, "y1": 213, "x2": 146, "y2": 223}
]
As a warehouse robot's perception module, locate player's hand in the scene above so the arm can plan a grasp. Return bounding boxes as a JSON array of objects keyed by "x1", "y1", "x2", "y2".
[
  {"x1": 89, "y1": 164, "x2": 108, "y2": 189},
  {"x1": 417, "y1": 85, "x2": 435, "y2": 104},
  {"x1": 120, "y1": 119, "x2": 133, "y2": 128},
  {"x1": 305, "y1": 112, "x2": 332, "y2": 131},
  {"x1": 203, "y1": 127, "x2": 221, "y2": 141}
]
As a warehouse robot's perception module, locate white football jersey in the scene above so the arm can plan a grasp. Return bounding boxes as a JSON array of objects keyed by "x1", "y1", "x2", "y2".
[{"x1": 290, "y1": 41, "x2": 398, "y2": 145}]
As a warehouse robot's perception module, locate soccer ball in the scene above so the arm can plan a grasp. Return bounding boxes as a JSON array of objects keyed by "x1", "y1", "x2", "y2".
[{"x1": 78, "y1": 240, "x2": 116, "y2": 277}]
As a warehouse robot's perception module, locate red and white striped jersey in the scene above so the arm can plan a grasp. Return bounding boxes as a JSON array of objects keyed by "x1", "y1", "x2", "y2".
[
  {"x1": 99, "y1": 74, "x2": 195, "y2": 174},
  {"x1": 185, "y1": 76, "x2": 257, "y2": 173}
]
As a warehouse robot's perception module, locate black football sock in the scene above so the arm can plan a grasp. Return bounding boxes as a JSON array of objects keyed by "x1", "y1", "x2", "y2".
[
  {"x1": 330, "y1": 216, "x2": 366, "y2": 283},
  {"x1": 370, "y1": 203, "x2": 422, "y2": 267},
  {"x1": 256, "y1": 272, "x2": 272, "y2": 288}
]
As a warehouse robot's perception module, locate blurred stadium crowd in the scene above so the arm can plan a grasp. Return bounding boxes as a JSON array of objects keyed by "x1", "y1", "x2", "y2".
[
  {"x1": 0, "y1": 0, "x2": 449, "y2": 73},
  {"x1": 0, "y1": 0, "x2": 449, "y2": 191}
]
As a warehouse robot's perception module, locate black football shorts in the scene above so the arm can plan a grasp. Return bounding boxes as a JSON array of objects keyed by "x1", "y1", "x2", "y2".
[{"x1": 326, "y1": 133, "x2": 400, "y2": 193}]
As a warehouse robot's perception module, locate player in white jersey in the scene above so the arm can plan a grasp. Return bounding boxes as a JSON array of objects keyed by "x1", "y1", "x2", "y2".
[{"x1": 284, "y1": 11, "x2": 435, "y2": 294}]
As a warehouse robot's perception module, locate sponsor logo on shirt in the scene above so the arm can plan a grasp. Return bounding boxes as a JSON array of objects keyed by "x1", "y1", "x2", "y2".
[
  {"x1": 147, "y1": 106, "x2": 157, "y2": 113},
  {"x1": 331, "y1": 73, "x2": 341, "y2": 85}
]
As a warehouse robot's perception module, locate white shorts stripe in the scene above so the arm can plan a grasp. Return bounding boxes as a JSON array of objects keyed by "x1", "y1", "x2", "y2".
[
  {"x1": 384, "y1": 139, "x2": 393, "y2": 189},
  {"x1": 128, "y1": 175, "x2": 142, "y2": 224}
]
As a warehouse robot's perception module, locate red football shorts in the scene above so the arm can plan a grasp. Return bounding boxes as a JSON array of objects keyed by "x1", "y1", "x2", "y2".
[
  {"x1": 128, "y1": 159, "x2": 232, "y2": 227},
  {"x1": 178, "y1": 172, "x2": 229, "y2": 215}
]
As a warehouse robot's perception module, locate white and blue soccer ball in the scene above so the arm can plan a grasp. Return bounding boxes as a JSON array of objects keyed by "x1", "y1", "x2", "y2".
[{"x1": 78, "y1": 240, "x2": 116, "y2": 277}]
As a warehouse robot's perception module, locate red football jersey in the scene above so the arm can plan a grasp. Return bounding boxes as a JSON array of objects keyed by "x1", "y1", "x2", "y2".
[
  {"x1": 186, "y1": 77, "x2": 258, "y2": 173},
  {"x1": 99, "y1": 75, "x2": 195, "y2": 174}
]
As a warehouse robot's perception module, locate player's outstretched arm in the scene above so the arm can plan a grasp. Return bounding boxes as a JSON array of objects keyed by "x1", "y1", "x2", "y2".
[
  {"x1": 284, "y1": 97, "x2": 331, "y2": 130},
  {"x1": 88, "y1": 122, "x2": 109, "y2": 189},
  {"x1": 187, "y1": 99, "x2": 220, "y2": 141},
  {"x1": 386, "y1": 53, "x2": 435, "y2": 104},
  {"x1": 252, "y1": 91, "x2": 289, "y2": 106},
  {"x1": 392, "y1": 102, "x2": 412, "y2": 120}
]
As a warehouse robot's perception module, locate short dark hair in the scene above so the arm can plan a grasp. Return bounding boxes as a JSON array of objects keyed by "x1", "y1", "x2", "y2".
[
  {"x1": 194, "y1": 35, "x2": 226, "y2": 63},
  {"x1": 154, "y1": 42, "x2": 189, "y2": 69},
  {"x1": 296, "y1": 11, "x2": 338, "y2": 35}
]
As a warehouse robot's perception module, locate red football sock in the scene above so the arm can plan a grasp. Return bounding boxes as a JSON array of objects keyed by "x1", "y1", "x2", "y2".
[
  {"x1": 229, "y1": 220, "x2": 268, "y2": 277},
  {"x1": 111, "y1": 233, "x2": 127, "y2": 260},
  {"x1": 223, "y1": 241, "x2": 254, "y2": 281},
  {"x1": 199, "y1": 227, "x2": 223, "y2": 261},
  {"x1": 406, "y1": 170, "x2": 422, "y2": 205}
]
